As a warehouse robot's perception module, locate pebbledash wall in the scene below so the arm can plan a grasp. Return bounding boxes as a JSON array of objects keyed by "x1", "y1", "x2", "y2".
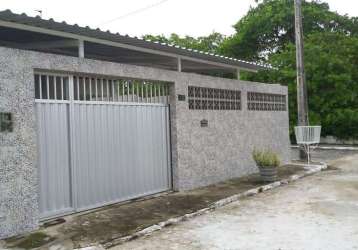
[{"x1": 0, "y1": 46, "x2": 290, "y2": 238}]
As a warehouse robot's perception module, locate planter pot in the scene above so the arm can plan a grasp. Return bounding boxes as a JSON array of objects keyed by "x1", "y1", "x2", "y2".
[{"x1": 259, "y1": 166, "x2": 277, "y2": 182}]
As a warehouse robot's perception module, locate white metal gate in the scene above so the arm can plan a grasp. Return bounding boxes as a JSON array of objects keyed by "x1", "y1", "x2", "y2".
[{"x1": 35, "y1": 73, "x2": 172, "y2": 219}]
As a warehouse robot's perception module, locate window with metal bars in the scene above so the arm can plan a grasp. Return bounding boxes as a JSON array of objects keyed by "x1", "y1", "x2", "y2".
[
  {"x1": 34, "y1": 73, "x2": 170, "y2": 104},
  {"x1": 72, "y1": 76, "x2": 169, "y2": 104},
  {"x1": 188, "y1": 86, "x2": 241, "y2": 110},
  {"x1": 34, "y1": 74, "x2": 69, "y2": 100},
  {"x1": 247, "y1": 92, "x2": 286, "y2": 111}
]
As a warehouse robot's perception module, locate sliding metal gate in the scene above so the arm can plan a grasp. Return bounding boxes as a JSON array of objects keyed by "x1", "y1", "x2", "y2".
[{"x1": 35, "y1": 72, "x2": 172, "y2": 219}]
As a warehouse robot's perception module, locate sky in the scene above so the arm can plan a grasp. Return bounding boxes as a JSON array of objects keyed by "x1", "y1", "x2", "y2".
[{"x1": 0, "y1": 0, "x2": 357, "y2": 38}]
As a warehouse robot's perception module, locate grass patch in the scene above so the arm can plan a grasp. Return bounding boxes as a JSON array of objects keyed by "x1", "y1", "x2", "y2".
[{"x1": 12, "y1": 232, "x2": 54, "y2": 249}]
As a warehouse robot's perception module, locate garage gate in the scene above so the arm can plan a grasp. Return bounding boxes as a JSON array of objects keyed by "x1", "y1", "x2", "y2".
[{"x1": 35, "y1": 72, "x2": 172, "y2": 219}]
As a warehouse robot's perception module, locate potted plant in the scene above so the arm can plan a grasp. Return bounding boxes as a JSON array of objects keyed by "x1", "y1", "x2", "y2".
[{"x1": 253, "y1": 149, "x2": 281, "y2": 182}]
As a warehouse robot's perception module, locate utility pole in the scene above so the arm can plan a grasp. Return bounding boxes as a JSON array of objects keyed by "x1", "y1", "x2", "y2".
[{"x1": 294, "y1": 0, "x2": 309, "y2": 159}]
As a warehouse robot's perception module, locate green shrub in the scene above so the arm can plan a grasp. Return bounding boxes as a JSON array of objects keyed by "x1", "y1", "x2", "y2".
[{"x1": 252, "y1": 149, "x2": 281, "y2": 168}]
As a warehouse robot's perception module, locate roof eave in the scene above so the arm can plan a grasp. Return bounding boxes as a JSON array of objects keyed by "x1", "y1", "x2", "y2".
[{"x1": 0, "y1": 10, "x2": 273, "y2": 72}]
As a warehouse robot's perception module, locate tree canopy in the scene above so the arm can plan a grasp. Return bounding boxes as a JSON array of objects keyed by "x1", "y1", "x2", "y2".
[
  {"x1": 243, "y1": 32, "x2": 358, "y2": 139},
  {"x1": 219, "y1": 0, "x2": 358, "y2": 140},
  {"x1": 143, "y1": 32, "x2": 225, "y2": 54},
  {"x1": 219, "y1": 0, "x2": 358, "y2": 61}
]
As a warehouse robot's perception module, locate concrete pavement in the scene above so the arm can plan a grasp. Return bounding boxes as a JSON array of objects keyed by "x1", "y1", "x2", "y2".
[{"x1": 113, "y1": 154, "x2": 358, "y2": 250}]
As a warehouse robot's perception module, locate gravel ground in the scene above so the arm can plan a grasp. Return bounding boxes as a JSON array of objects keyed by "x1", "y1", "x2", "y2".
[{"x1": 113, "y1": 153, "x2": 358, "y2": 250}]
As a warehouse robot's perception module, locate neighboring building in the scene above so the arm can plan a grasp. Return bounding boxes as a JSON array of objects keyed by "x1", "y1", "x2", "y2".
[{"x1": 0, "y1": 10, "x2": 290, "y2": 239}]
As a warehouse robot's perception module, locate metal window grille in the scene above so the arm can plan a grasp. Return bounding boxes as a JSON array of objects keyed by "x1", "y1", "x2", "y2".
[
  {"x1": 34, "y1": 73, "x2": 70, "y2": 100},
  {"x1": 72, "y1": 75, "x2": 169, "y2": 104},
  {"x1": 34, "y1": 73, "x2": 170, "y2": 104},
  {"x1": 247, "y1": 92, "x2": 286, "y2": 111},
  {"x1": 188, "y1": 86, "x2": 241, "y2": 110}
]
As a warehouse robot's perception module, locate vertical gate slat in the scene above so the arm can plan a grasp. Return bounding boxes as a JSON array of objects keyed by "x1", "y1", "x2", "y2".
[
  {"x1": 37, "y1": 101, "x2": 72, "y2": 219},
  {"x1": 165, "y1": 106, "x2": 172, "y2": 188}
]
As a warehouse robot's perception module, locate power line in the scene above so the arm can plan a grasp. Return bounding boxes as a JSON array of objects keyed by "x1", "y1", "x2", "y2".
[{"x1": 98, "y1": 0, "x2": 170, "y2": 26}]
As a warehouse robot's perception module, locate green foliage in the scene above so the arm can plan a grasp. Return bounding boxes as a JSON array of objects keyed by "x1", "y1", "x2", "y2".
[
  {"x1": 252, "y1": 149, "x2": 281, "y2": 167},
  {"x1": 219, "y1": 0, "x2": 357, "y2": 61},
  {"x1": 219, "y1": 0, "x2": 358, "y2": 140},
  {"x1": 143, "y1": 32, "x2": 225, "y2": 53},
  {"x1": 143, "y1": 33, "x2": 236, "y2": 78},
  {"x1": 11, "y1": 232, "x2": 54, "y2": 249},
  {"x1": 245, "y1": 32, "x2": 358, "y2": 140}
]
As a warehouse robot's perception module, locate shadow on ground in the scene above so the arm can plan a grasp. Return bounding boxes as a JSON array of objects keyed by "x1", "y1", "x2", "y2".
[{"x1": 4, "y1": 165, "x2": 305, "y2": 249}]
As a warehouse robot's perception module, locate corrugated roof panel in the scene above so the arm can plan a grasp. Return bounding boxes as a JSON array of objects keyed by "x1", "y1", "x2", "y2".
[{"x1": 0, "y1": 9, "x2": 273, "y2": 71}]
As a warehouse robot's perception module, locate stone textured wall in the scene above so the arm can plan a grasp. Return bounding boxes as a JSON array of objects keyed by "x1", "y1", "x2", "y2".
[
  {"x1": 0, "y1": 46, "x2": 290, "y2": 238},
  {"x1": 0, "y1": 49, "x2": 39, "y2": 239},
  {"x1": 174, "y1": 77, "x2": 290, "y2": 190}
]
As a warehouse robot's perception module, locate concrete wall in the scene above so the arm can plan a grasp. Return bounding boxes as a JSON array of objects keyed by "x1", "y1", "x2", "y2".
[
  {"x1": 0, "y1": 46, "x2": 290, "y2": 238},
  {"x1": 174, "y1": 77, "x2": 290, "y2": 190}
]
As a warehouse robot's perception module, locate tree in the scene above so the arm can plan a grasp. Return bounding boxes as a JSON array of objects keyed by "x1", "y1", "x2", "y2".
[
  {"x1": 219, "y1": 0, "x2": 358, "y2": 140},
  {"x1": 143, "y1": 32, "x2": 225, "y2": 53},
  {"x1": 219, "y1": 0, "x2": 357, "y2": 61},
  {"x1": 244, "y1": 32, "x2": 358, "y2": 140}
]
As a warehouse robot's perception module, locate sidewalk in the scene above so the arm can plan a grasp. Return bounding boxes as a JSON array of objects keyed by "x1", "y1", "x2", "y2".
[
  {"x1": 112, "y1": 155, "x2": 358, "y2": 250},
  {"x1": 1, "y1": 164, "x2": 324, "y2": 250}
]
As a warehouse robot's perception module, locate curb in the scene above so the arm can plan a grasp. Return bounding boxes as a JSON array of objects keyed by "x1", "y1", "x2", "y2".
[
  {"x1": 291, "y1": 145, "x2": 358, "y2": 151},
  {"x1": 100, "y1": 162, "x2": 327, "y2": 249}
]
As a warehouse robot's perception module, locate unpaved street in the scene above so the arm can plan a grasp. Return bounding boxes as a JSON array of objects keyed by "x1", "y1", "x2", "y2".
[{"x1": 114, "y1": 154, "x2": 358, "y2": 250}]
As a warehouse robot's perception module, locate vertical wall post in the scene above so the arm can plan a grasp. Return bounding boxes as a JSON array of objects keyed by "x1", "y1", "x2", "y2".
[
  {"x1": 236, "y1": 68, "x2": 241, "y2": 80},
  {"x1": 78, "y1": 40, "x2": 84, "y2": 58},
  {"x1": 177, "y1": 57, "x2": 182, "y2": 72},
  {"x1": 68, "y1": 75, "x2": 77, "y2": 210}
]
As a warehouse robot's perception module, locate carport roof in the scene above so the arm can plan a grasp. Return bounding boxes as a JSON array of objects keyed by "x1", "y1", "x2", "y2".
[{"x1": 0, "y1": 9, "x2": 271, "y2": 73}]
